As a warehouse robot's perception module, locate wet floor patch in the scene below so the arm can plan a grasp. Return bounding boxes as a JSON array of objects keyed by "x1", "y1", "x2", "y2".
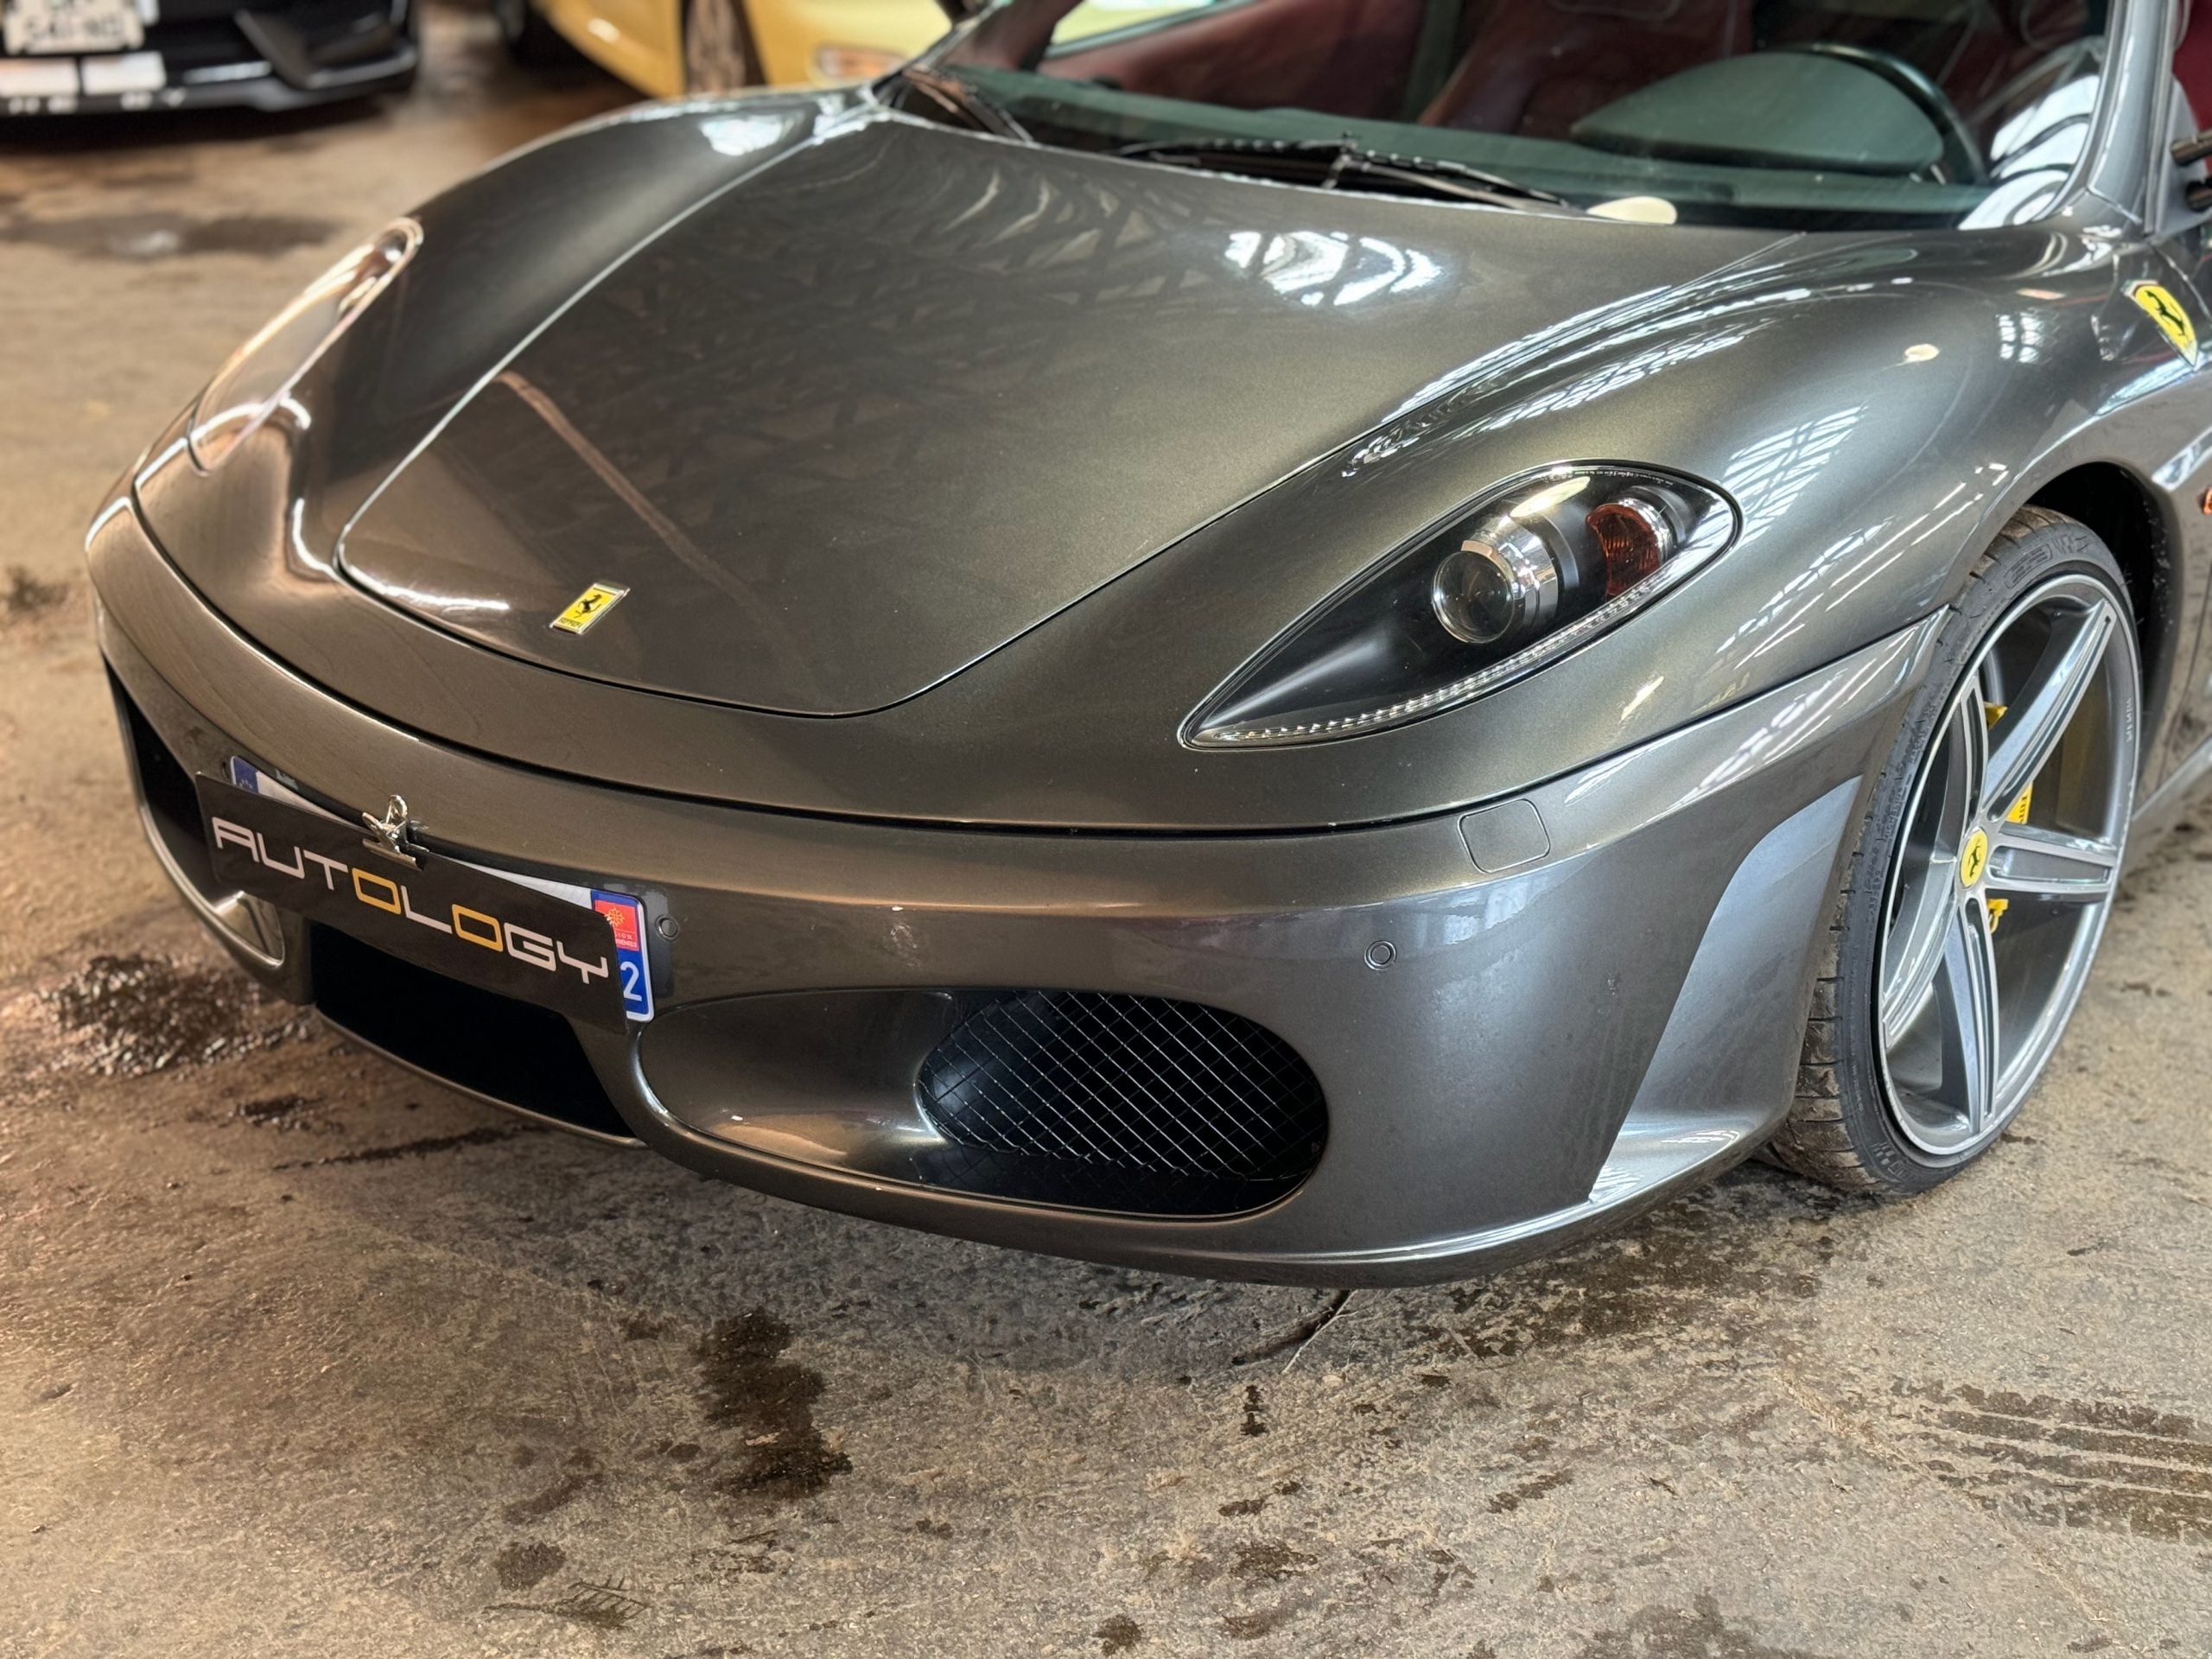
[
  {"x1": 1131, "y1": 1531, "x2": 1335, "y2": 1645},
  {"x1": 3, "y1": 565, "x2": 71, "y2": 622},
  {"x1": 1092, "y1": 1614, "x2": 1143, "y2": 1653},
  {"x1": 1570, "y1": 1594, "x2": 1834, "y2": 1658},
  {"x1": 1139, "y1": 1534, "x2": 1323, "y2": 1592},
  {"x1": 39, "y1": 952, "x2": 311, "y2": 1077},
  {"x1": 1442, "y1": 1165, "x2": 1857, "y2": 1360},
  {"x1": 490, "y1": 1540, "x2": 565, "y2": 1592},
  {"x1": 226, "y1": 1092, "x2": 321, "y2": 1128},
  {"x1": 270, "y1": 1124, "x2": 533, "y2": 1171},
  {"x1": 501, "y1": 1456, "x2": 596, "y2": 1526},
  {"x1": 0, "y1": 209, "x2": 339, "y2": 260},
  {"x1": 694, "y1": 1310, "x2": 850, "y2": 1504}
]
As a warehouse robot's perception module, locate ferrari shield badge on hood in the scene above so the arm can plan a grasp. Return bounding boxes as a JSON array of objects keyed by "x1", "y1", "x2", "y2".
[{"x1": 551, "y1": 582, "x2": 629, "y2": 635}]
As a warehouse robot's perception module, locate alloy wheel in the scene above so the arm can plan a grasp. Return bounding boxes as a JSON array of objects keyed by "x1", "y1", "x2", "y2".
[{"x1": 1875, "y1": 573, "x2": 2137, "y2": 1158}]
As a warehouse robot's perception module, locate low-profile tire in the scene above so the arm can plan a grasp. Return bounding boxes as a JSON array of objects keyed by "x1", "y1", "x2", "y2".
[
  {"x1": 495, "y1": 0, "x2": 575, "y2": 67},
  {"x1": 1768, "y1": 507, "x2": 2141, "y2": 1194}
]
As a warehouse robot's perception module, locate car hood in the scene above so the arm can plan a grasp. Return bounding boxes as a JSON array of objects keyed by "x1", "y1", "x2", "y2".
[{"x1": 334, "y1": 113, "x2": 1777, "y2": 716}]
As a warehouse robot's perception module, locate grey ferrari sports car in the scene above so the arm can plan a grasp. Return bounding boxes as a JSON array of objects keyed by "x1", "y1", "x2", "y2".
[{"x1": 86, "y1": 0, "x2": 2212, "y2": 1283}]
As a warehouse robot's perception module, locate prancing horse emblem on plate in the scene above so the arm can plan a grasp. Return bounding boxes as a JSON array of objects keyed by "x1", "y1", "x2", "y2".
[{"x1": 360, "y1": 794, "x2": 422, "y2": 867}]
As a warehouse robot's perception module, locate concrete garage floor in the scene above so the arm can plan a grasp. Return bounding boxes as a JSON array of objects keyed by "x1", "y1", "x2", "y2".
[{"x1": 3, "y1": 13, "x2": 2210, "y2": 1656}]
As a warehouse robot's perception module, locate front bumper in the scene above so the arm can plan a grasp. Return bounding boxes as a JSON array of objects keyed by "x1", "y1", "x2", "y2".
[
  {"x1": 0, "y1": 0, "x2": 413, "y2": 117},
  {"x1": 90, "y1": 500, "x2": 1937, "y2": 1284}
]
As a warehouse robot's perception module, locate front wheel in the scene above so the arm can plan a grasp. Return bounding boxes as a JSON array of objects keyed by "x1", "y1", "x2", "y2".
[{"x1": 1770, "y1": 508, "x2": 2140, "y2": 1192}]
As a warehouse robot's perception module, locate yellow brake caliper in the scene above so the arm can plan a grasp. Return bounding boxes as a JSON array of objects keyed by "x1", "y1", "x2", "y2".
[{"x1": 1981, "y1": 702, "x2": 2032, "y2": 928}]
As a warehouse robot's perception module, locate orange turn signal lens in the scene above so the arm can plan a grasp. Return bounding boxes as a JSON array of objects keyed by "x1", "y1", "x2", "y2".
[{"x1": 1587, "y1": 498, "x2": 1673, "y2": 597}]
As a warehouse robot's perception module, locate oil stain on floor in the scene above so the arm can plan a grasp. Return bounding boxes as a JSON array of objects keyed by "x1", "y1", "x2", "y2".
[
  {"x1": 1443, "y1": 1164, "x2": 1859, "y2": 1360},
  {"x1": 3, "y1": 563, "x2": 72, "y2": 622},
  {"x1": 1570, "y1": 1594, "x2": 1836, "y2": 1659},
  {"x1": 695, "y1": 1311, "x2": 851, "y2": 1504},
  {"x1": 490, "y1": 1539, "x2": 565, "y2": 1592},
  {"x1": 38, "y1": 951, "x2": 312, "y2": 1077}
]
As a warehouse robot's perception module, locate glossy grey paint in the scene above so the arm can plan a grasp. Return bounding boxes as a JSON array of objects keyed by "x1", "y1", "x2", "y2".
[
  {"x1": 90, "y1": 504, "x2": 1931, "y2": 1281},
  {"x1": 130, "y1": 5, "x2": 2212, "y2": 831},
  {"x1": 334, "y1": 119, "x2": 1779, "y2": 715},
  {"x1": 87, "y1": 0, "x2": 2212, "y2": 1280}
]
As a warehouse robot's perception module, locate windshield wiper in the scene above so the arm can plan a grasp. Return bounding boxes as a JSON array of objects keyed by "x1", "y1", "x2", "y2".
[
  {"x1": 1118, "y1": 137, "x2": 1567, "y2": 209},
  {"x1": 885, "y1": 64, "x2": 1034, "y2": 144}
]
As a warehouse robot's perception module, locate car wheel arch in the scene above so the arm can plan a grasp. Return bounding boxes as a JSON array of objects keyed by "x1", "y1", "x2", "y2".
[{"x1": 2024, "y1": 460, "x2": 2179, "y2": 785}]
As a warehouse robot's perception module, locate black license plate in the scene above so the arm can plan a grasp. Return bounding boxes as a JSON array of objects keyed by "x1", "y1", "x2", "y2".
[{"x1": 195, "y1": 775, "x2": 629, "y2": 1031}]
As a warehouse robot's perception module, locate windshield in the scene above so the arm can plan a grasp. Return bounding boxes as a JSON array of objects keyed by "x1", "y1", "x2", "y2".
[{"x1": 923, "y1": 0, "x2": 2113, "y2": 229}]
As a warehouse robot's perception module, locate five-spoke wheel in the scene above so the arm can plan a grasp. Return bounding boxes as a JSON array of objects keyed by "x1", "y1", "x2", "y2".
[
  {"x1": 1773, "y1": 510, "x2": 2139, "y2": 1192},
  {"x1": 1877, "y1": 574, "x2": 2133, "y2": 1155}
]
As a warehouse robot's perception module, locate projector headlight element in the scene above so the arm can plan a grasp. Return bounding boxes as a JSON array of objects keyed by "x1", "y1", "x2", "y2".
[
  {"x1": 187, "y1": 218, "x2": 422, "y2": 471},
  {"x1": 1186, "y1": 466, "x2": 1738, "y2": 747}
]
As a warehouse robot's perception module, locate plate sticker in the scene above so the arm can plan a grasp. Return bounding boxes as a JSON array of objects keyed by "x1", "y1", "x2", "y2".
[
  {"x1": 592, "y1": 892, "x2": 654, "y2": 1022},
  {"x1": 232, "y1": 756, "x2": 327, "y2": 816},
  {"x1": 2128, "y1": 281, "x2": 2199, "y2": 366},
  {"x1": 550, "y1": 582, "x2": 629, "y2": 635}
]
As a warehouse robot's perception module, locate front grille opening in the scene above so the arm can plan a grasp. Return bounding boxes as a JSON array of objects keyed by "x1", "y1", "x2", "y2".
[
  {"x1": 311, "y1": 925, "x2": 633, "y2": 1141},
  {"x1": 112, "y1": 671, "x2": 219, "y2": 899},
  {"x1": 915, "y1": 991, "x2": 1325, "y2": 1217}
]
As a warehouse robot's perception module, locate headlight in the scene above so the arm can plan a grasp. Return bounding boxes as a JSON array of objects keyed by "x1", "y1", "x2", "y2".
[
  {"x1": 187, "y1": 218, "x2": 422, "y2": 472},
  {"x1": 1185, "y1": 465, "x2": 1738, "y2": 747}
]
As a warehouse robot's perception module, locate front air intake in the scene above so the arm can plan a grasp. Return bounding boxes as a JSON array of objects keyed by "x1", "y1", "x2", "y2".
[
  {"x1": 312, "y1": 925, "x2": 637, "y2": 1143},
  {"x1": 914, "y1": 991, "x2": 1325, "y2": 1216}
]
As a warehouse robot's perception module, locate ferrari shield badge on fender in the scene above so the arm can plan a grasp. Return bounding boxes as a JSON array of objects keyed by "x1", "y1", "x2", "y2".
[
  {"x1": 2127, "y1": 282, "x2": 2199, "y2": 366},
  {"x1": 551, "y1": 582, "x2": 629, "y2": 635}
]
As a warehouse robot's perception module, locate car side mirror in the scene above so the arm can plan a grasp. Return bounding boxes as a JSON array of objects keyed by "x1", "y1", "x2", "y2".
[{"x1": 2172, "y1": 130, "x2": 2212, "y2": 212}]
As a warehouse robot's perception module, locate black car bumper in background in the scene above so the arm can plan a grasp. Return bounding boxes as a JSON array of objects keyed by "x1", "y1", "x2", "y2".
[
  {"x1": 91, "y1": 499, "x2": 1938, "y2": 1284},
  {"x1": 0, "y1": 0, "x2": 413, "y2": 116}
]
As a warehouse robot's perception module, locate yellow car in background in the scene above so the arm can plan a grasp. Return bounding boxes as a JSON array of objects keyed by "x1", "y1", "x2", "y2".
[
  {"x1": 498, "y1": 0, "x2": 1196, "y2": 99},
  {"x1": 493, "y1": 0, "x2": 929, "y2": 96}
]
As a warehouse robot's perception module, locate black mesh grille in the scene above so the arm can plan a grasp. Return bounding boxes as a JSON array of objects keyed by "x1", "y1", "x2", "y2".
[{"x1": 915, "y1": 992, "x2": 1325, "y2": 1215}]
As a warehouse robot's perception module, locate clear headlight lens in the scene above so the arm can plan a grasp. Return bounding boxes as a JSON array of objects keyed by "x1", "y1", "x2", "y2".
[
  {"x1": 1186, "y1": 466, "x2": 1738, "y2": 747},
  {"x1": 187, "y1": 218, "x2": 422, "y2": 471}
]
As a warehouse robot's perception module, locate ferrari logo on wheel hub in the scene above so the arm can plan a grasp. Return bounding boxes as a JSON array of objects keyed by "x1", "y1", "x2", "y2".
[{"x1": 1960, "y1": 828, "x2": 1990, "y2": 888}]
